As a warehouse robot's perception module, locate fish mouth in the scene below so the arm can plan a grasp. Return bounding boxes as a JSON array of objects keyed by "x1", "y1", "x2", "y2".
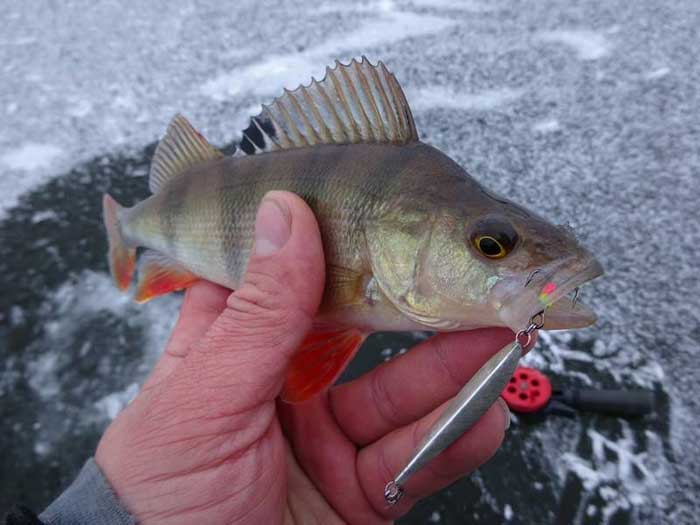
[{"x1": 493, "y1": 256, "x2": 604, "y2": 332}]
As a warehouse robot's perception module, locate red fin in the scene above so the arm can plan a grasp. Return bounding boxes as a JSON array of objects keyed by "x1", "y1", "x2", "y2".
[
  {"x1": 135, "y1": 250, "x2": 199, "y2": 303},
  {"x1": 103, "y1": 194, "x2": 136, "y2": 291},
  {"x1": 282, "y1": 328, "x2": 366, "y2": 403}
]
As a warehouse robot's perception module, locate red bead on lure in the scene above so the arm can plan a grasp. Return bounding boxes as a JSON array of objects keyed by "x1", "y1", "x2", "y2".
[{"x1": 538, "y1": 282, "x2": 558, "y2": 307}]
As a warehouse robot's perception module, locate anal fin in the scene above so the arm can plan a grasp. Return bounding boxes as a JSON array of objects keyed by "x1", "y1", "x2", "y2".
[
  {"x1": 135, "y1": 250, "x2": 199, "y2": 303},
  {"x1": 282, "y1": 328, "x2": 366, "y2": 403}
]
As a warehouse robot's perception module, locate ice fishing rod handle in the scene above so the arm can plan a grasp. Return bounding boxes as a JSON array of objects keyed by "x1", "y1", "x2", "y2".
[
  {"x1": 561, "y1": 389, "x2": 655, "y2": 417},
  {"x1": 385, "y1": 340, "x2": 522, "y2": 503}
]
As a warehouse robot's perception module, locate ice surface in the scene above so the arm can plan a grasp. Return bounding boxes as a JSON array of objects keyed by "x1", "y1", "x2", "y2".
[
  {"x1": 30, "y1": 210, "x2": 59, "y2": 224},
  {"x1": 645, "y1": 67, "x2": 670, "y2": 80},
  {"x1": 409, "y1": 87, "x2": 524, "y2": 111},
  {"x1": 503, "y1": 504, "x2": 513, "y2": 521},
  {"x1": 94, "y1": 383, "x2": 139, "y2": 421},
  {"x1": 537, "y1": 29, "x2": 612, "y2": 61},
  {"x1": 0, "y1": 143, "x2": 63, "y2": 171},
  {"x1": 558, "y1": 423, "x2": 668, "y2": 524},
  {"x1": 532, "y1": 119, "x2": 561, "y2": 134},
  {"x1": 0, "y1": 144, "x2": 64, "y2": 215},
  {"x1": 202, "y1": 2, "x2": 455, "y2": 103},
  {"x1": 1, "y1": 0, "x2": 699, "y2": 523}
]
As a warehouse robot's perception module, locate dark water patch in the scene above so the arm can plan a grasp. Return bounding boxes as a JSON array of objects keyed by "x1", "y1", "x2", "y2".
[{"x1": 0, "y1": 145, "x2": 161, "y2": 510}]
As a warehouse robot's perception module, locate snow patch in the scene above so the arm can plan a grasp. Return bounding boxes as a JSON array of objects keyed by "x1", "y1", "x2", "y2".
[
  {"x1": 409, "y1": 0, "x2": 495, "y2": 11},
  {"x1": 26, "y1": 271, "x2": 180, "y2": 403},
  {"x1": 21, "y1": 271, "x2": 181, "y2": 458},
  {"x1": 409, "y1": 87, "x2": 524, "y2": 111},
  {"x1": 522, "y1": 331, "x2": 595, "y2": 385},
  {"x1": 645, "y1": 67, "x2": 670, "y2": 80},
  {"x1": 27, "y1": 353, "x2": 61, "y2": 400},
  {"x1": 34, "y1": 440, "x2": 50, "y2": 457},
  {"x1": 318, "y1": 0, "x2": 396, "y2": 13},
  {"x1": 0, "y1": 143, "x2": 65, "y2": 217},
  {"x1": 532, "y1": 119, "x2": 561, "y2": 134},
  {"x1": 0, "y1": 143, "x2": 63, "y2": 171},
  {"x1": 66, "y1": 98, "x2": 93, "y2": 118},
  {"x1": 31, "y1": 210, "x2": 59, "y2": 223},
  {"x1": 537, "y1": 30, "x2": 611, "y2": 60},
  {"x1": 9, "y1": 306, "x2": 25, "y2": 325},
  {"x1": 94, "y1": 383, "x2": 140, "y2": 420},
  {"x1": 559, "y1": 422, "x2": 668, "y2": 522}
]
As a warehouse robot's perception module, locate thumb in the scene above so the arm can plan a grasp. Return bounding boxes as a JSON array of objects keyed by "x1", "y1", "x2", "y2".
[{"x1": 179, "y1": 190, "x2": 325, "y2": 409}]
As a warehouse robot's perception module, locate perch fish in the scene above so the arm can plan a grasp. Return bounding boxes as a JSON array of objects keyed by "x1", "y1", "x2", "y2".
[{"x1": 102, "y1": 58, "x2": 603, "y2": 402}]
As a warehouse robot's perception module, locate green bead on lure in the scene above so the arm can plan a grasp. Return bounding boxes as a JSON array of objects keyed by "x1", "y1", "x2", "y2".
[{"x1": 102, "y1": 57, "x2": 603, "y2": 403}]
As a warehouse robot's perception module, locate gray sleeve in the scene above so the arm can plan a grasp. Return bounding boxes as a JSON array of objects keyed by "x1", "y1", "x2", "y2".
[{"x1": 39, "y1": 458, "x2": 136, "y2": 525}]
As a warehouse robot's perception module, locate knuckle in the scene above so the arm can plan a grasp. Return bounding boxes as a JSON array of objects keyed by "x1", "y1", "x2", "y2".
[
  {"x1": 430, "y1": 337, "x2": 464, "y2": 391},
  {"x1": 207, "y1": 267, "x2": 312, "y2": 352},
  {"x1": 236, "y1": 267, "x2": 288, "y2": 312},
  {"x1": 370, "y1": 365, "x2": 403, "y2": 428},
  {"x1": 228, "y1": 274, "x2": 295, "y2": 330}
]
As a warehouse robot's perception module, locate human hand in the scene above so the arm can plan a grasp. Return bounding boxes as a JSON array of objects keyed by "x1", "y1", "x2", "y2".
[{"x1": 96, "y1": 191, "x2": 516, "y2": 524}]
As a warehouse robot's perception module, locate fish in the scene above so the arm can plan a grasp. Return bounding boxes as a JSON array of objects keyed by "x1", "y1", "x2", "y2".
[{"x1": 102, "y1": 57, "x2": 603, "y2": 403}]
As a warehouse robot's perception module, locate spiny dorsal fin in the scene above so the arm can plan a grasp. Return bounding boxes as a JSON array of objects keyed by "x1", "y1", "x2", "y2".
[
  {"x1": 149, "y1": 114, "x2": 223, "y2": 193},
  {"x1": 239, "y1": 57, "x2": 418, "y2": 154}
]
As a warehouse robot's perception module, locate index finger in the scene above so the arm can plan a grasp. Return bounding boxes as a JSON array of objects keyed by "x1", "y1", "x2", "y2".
[{"x1": 330, "y1": 328, "x2": 536, "y2": 446}]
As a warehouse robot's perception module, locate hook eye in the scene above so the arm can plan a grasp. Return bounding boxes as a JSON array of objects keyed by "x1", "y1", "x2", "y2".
[{"x1": 530, "y1": 310, "x2": 545, "y2": 329}]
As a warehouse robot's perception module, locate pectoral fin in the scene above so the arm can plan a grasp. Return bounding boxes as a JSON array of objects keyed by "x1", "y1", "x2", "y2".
[
  {"x1": 322, "y1": 265, "x2": 366, "y2": 309},
  {"x1": 282, "y1": 328, "x2": 367, "y2": 403}
]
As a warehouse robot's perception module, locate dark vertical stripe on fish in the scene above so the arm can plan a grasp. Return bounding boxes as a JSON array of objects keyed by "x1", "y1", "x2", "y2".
[
  {"x1": 220, "y1": 172, "x2": 236, "y2": 280},
  {"x1": 161, "y1": 177, "x2": 189, "y2": 258}
]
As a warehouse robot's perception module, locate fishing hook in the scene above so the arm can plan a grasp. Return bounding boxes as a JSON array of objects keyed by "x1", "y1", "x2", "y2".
[
  {"x1": 524, "y1": 269, "x2": 542, "y2": 288},
  {"x1": 572, "y1": 287, "x2": 580, "y2": 307}
]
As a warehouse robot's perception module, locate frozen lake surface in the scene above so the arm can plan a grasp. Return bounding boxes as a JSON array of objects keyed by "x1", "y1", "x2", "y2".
[{"x1": 1, "y1": 0, "x2": 699, "y2": 523}]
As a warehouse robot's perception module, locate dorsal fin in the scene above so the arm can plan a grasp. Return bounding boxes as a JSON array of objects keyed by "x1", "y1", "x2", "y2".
[
  {"x1": 149, "y1": 114, "x2": 224, "y2": 193},
  {"x1": 239, "y1": 57, "x2": 418, "y2": 154}
]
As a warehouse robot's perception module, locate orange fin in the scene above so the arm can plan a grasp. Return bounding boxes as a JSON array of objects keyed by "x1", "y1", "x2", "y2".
[
  {"x1": 103, "y1": 194, "x2": 136, "y2": 291},
  {"x1": 282, "y1": 328, "x2": 366, "y2": 403},
  {"x1": 135, "y1": 250, "x2": 199, "y2": 303}
]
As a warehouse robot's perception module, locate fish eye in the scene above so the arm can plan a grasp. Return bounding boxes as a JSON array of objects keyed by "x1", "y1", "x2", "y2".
[{"x1": 469, "y1": 218, "x2": 519, "y2": 260}]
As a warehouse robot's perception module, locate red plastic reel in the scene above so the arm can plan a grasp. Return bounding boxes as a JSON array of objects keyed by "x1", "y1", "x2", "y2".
[{"x1": 501, "y1": 366, "x2": 552, "y2": 413}]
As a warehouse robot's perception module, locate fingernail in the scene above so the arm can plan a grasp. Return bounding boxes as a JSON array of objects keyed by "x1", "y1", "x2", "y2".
[
  {"x1": 497, "y1": 397, "x2": 511, "y2": 431},
  {"x1": 254, "y1": 193, "x2": 291, "y2": 256}
]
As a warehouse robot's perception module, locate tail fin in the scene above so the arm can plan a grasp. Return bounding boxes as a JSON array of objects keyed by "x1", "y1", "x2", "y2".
[{"x1": 102, "y1": 194, "x2": 136, "y2": 291}]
